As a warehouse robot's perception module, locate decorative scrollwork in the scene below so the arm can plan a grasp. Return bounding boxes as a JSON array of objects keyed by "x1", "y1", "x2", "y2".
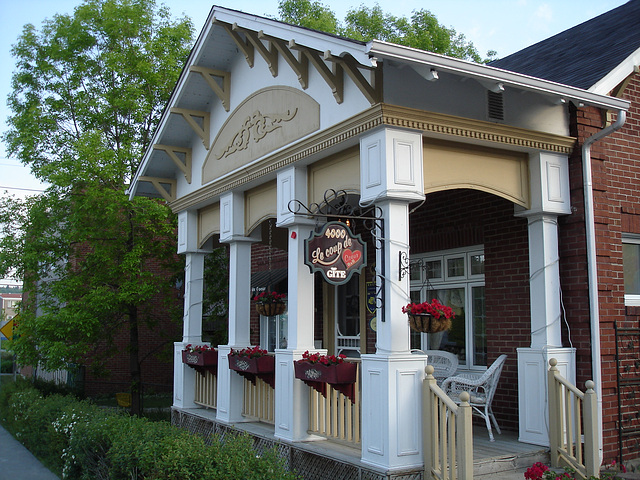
[{"x1": 217, "y1": 108, "x2": 298, "y2": 159}]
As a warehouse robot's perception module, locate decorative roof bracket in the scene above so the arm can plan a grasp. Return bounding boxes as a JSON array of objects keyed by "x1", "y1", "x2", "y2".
[
  {"x1": 261, "y1": 33, "x2": 309, "y2": 88},
  {"x1": 325, "y1": 52, "x2": 381, "y2": 105},
  {"x1": 138, "y1": 176, "x2": 177, "y2": 202},
  {"x1": 169, "y1": 108, "x2": 210, "y2": 149},
  {"x1": 189, "y1": 66, "x2": 231, "y2": 112},
  {"x1": 152, "y1": 145, "x2": 192, "y2": 184},
  {"x1": 290, "y1": 41, "x2": 344, "y2": 104},
  {"x1": 214, "y1": 19, "x2": 254, "y2": 67},
  {"x1": 239, "y1": 27, "x2": 279, "y2": 77}
]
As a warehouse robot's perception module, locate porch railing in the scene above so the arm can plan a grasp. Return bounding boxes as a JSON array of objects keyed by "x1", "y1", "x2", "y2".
[
  {"x1": 423, "y1": 365, "x2": 473, "y2": 480},
  {"x1": 548, "y1": 358, "x2": 599, "y2": 479},
  {"x1": 243, "y1": 377, "x2": 275, "y2": 424},
  {"x1": 194, "y1": 370, "x2": 217, "y2": 409},
  {"x1": 308, "y1": 358, "x2": 361, "y2": 446}
]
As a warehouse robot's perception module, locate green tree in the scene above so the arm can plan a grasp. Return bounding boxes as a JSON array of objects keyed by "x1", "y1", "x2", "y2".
[
  {"x1": 0, "y1": 0, "x2": 194, "y2": 414},
  {"x1": 278, "y1": 0, "x2": 496, "y2": 62}
]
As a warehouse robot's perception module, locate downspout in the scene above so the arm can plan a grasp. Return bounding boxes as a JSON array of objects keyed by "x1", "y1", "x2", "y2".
[{"x1": 581, "y1": 108, "x2": 626, "y2": 463}]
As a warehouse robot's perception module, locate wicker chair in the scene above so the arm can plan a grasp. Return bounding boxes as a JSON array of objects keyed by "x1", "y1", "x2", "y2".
[
  {"x1": 441, "y1": 354, "x2": 507, "y2": 442},
  {"x1": 424, "y1": 350, "x2": 459, "y2": 385}
]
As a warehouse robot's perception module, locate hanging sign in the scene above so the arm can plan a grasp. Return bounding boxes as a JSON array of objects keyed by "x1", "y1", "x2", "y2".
[{"x1": 304, "y1": 221, "x2": 367, "y2": 285}]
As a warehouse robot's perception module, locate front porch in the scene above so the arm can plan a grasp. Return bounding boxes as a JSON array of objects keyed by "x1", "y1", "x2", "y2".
[{"x1": 172, "y1": 405, "x2": 548, "y2": 480}]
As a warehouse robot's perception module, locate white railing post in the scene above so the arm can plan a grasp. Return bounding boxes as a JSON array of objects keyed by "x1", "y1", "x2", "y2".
[
  {"x1": 548, "y1": 358, "x2": 561, "y2": 469},
  {"x1": 583, "y1": 380, "x2": 599, "y2": 477},
  {"x1": 457, "y1": 391, "x2": 473, "y2": 480},
  {"x1": 423, "y1": 366, "x2": 437, "y2": 478}
]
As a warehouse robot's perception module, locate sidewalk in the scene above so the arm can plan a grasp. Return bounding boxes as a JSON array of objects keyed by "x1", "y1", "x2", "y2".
[{"x1": 0, "y1": 423, "x2": 59, "y2": 480}]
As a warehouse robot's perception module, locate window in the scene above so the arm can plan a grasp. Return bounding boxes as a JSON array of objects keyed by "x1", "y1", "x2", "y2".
[
  {"x1": 623, "y1": 235, "x2": 640, "y2": 306},
  {"x1": 410, "y1": 247, "x2": 486, "y2": 371},
  {"x1": 260, "y1": 304, "x2": 288, "y2": 351}
]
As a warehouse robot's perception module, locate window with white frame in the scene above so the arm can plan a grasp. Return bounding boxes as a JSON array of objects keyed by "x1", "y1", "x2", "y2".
[
  {"x1": 623, "y1": 234, "x2": 640, "y2": 306},
  {"x1": 409, "y1": 246, "x2": 486, "y2": 371},
  {"x1": 260, "y1": 305, "x2": 288, "y2": 351}
]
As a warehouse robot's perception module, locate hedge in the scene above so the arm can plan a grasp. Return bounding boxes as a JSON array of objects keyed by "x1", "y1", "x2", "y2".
[{"x1": 0, "y1": 379, "x2": 299, "y2": 479}]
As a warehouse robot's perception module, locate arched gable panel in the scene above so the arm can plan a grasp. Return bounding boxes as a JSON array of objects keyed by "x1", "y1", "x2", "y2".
[
  {"x1": 203, "y1": 86, "x2": 320, "y2": 185},
  {"x1": 308, "y1": 147, "x2": 360, "y2": 206},
  {"x1": 198, "y1": 203, "x2": 220, "y2": 248},
  {"x1": 423, "y1": 140, "x2": 530, "y2": 208},
  {"x1": 245, "y1": 181, "x2": 277, "y2": 236}
]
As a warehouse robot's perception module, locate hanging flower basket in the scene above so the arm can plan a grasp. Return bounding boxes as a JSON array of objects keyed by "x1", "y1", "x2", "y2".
[
  {"x1": 228, "y1": 347, "x2": 275, "y2": 388},
  {"x1": 294, "y1": 351, "x2": 358, "y2": 402},
  {"x1": 254, "y1": 291, "x2": 286, "y2": 316},
  {"x1": 403, "y1": 299, "x2": 455, "y2": 334},
  {"x1": 256, "y1": 302, "x2": 286, "y2": 316},
  {"x1": 407, "y1": 314, "x2": 452, "y2": 333},
  {"x1": 182, "y1": 345, "x2": 218, "y2": 376}
]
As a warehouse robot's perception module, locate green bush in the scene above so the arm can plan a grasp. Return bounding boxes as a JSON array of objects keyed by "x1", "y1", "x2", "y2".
[
  {"x1": 1, "y1": 379, "x2": 300, "y2": 480},
  {"x1": 0, "y1": 351, "x2": 13, "y2": 373}
]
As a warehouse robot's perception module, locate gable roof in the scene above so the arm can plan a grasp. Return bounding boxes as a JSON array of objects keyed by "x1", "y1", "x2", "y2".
[{"x1": 489, "y1": 0, "x2": 640, "y2": 93}]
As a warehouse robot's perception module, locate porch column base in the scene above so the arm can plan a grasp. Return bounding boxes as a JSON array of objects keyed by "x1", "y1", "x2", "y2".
[
  {"x1": 215, "y1": 345, "x2": 251, "y2": 424},
  {"x1": 360, "y1": 352, "x2": 428, "y2": 471},
  {"x1": 274, "y1": 349, "x2": 327, "y2": 442},
  {"x1": 173, "y1": 342, "x2": 197, "y2": 409},
  {"x1": 517, "y1": 347, "x2": 575, "y2": 446}
]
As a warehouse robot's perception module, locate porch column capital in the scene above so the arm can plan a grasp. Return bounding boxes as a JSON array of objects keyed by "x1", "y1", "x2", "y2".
[
  {"x1": 515, "y1": 152, "x2": 571, "y2": 217},
  {"x1": 177, "y1": 209, "x2": 214, "y2": 254},
  {"x1": 359, "y1": 127, "x2": 425, "y2": 204},
  {"x1": 277, "y1": 165, "x2": 312, "y2": 227}
]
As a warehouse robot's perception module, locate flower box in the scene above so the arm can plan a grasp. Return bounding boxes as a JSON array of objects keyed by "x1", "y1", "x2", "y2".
[
  {"x1": 228, "y1": 352, "x2": 275, "y2": 388},
  {"x1": 294, "y1": 357, "x2": 357, "y2": 403},
  {"x1": 181, "y1": 348, "x2": 218, "y2": 376}
]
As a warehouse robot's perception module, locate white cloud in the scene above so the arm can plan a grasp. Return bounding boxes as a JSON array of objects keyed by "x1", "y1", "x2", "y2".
[{"x1": 534, "y1": 3, "x2": 553, "y2": 22}]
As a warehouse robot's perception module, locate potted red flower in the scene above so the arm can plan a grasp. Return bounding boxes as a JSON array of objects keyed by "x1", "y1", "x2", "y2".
[
  {"x1": 182, "y1": 344, "x2": 218, "y2": 376},
  {"x1": 402, "y1": 299, "x2": 455, "y2": 333},
  {"x1": 294, "y1": 351, "x2": 357, "y2": 402},
  {"x1": 253, "y1": 291, "x2": 286, "y2": 316},
  {"x1": 228, "y1": 346, "x2": 275, "y2": 388}
]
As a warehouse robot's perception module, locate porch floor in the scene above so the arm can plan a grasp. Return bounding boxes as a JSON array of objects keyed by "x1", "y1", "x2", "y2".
[{"x1": 180, "y1": 408, "x2": 548, "y2": 478}]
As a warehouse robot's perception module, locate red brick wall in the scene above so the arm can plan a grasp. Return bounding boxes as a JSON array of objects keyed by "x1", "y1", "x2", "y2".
[
  {"x1": 83, "y1": 254, "x2": 182, "y2": 397},
  {"x1": 562, "y1": 71, "x2": 640, "y2": 462},
  {"x1": 410, "y1": 189, "x2": 531, "y2": 432}
]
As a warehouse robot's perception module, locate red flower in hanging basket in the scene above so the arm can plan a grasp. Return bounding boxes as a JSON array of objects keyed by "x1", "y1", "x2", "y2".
[
  {"x1": 401, "y1": 298, "x2": 455, "y2": 319},
  {"x1": 253, "y1": 291, "x2": 287, "y2": 304}
]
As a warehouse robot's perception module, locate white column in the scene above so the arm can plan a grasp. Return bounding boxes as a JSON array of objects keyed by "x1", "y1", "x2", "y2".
[
  {"x1": 216, "y1": 191, "x2": 256, "y2": 424},
  {"x1": 359, "y1": 127, "x2": 428, "y2": 471},
  {"x1": 174, "y1": 209, "x2": 211, "y2": 410},
  {"x1": 274, "y1": 222, "x2": 321, "y2": 441},
  {"x1": 516, "y1": 152, "x2": 575, "y2": 446},
  {"x1": 274, "y1": 166, "x2": 321, "y2": 441}
]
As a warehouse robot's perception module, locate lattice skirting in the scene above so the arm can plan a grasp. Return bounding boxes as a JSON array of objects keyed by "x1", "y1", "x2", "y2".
[{"x1": 171, "y1": 408, "x2": 424, "y2": 480}]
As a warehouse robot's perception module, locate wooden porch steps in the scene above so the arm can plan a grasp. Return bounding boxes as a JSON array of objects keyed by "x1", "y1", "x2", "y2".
[{"x1": 473, "y1": 428, "x2": 550, "y2": 478}]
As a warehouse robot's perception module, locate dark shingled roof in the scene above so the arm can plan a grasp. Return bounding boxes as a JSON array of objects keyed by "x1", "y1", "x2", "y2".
[{"x1": 489, "y1": 0, "x2": 640, "y2": 90}]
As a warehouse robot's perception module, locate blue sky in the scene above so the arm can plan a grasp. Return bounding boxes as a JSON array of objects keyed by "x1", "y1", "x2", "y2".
[{"x1": 0, "y1": 0, "x2": 629, "y2": 199}]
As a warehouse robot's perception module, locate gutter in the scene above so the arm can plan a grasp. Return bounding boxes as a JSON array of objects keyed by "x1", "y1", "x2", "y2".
[{"x1": 581, "y1": 108, "x2": 627, "y2": 463}]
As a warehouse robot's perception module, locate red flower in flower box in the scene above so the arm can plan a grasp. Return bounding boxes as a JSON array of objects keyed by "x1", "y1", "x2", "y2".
[
  {"x1": 294, "y1": 351, "x2": 357, "y2": 402},
  {"x1": 181, "y1": 344, "x2": 218, "y2": 376},
  {"x1": 228, "y1": 347, "x2": 275, "y2": 388}
]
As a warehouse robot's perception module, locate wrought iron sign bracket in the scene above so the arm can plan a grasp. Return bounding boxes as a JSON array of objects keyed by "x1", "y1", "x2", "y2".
[{"x1": 289, "y1": 189, "x2": 386, "y2": 319}]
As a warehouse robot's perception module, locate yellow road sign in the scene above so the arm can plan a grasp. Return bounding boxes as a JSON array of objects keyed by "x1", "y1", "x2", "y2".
[{"x1": 0, "y1": 319, "x2": 14, "y2": 340}]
